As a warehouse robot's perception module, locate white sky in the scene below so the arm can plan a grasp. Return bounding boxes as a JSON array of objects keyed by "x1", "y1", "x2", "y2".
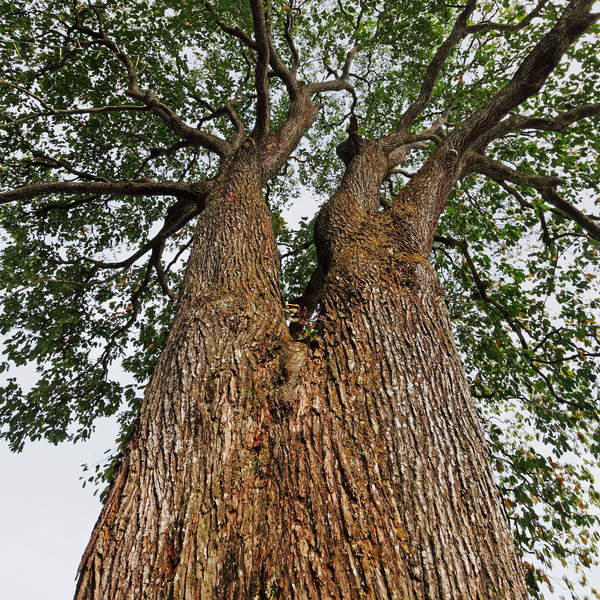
[{"x1": 0, "y1": 417, "x2": 119, "y2": 600}]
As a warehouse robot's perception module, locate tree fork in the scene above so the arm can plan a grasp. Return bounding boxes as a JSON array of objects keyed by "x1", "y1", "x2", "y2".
[
  {"x1": 75, "y1": 137, "x2": 528, "y2": 598},
  {"x1": 310, "y1": 140, "x2": 528, "y2": 598}
]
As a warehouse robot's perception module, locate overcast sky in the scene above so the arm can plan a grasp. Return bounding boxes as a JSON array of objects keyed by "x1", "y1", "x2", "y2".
[{"x1": 0, "y1": 417, "x2": 119, "y2": 600}]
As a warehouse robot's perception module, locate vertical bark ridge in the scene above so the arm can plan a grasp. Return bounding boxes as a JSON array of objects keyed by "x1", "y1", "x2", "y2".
[{"x1": 299, "y1": 138, "x2": 528, "y2": 597}]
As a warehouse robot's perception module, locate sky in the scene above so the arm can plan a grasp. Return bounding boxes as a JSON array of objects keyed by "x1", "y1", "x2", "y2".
[{"x1": 0, "y1": 417, "x2": 119, "y2": 600}]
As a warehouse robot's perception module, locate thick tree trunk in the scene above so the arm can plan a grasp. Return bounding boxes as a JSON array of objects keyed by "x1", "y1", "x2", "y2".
[{"x1": 75, "y1": 139, "x2": 528, "y2": 599}]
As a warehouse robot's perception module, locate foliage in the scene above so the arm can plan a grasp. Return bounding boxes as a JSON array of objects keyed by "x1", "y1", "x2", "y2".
[{"x1": 1, "y1": 1, "x2": 600, "y2": 597}]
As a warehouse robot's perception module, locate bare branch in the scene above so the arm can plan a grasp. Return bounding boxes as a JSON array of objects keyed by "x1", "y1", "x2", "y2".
[
  {"x1": 70, "y1": 14, "x2": 232, "y2": 157},
  {"x1": 307, "y1": 44, "x2": 359, "y2": 95},
  {"x1": 463, "y1": 153, "x2": 600, "y2": 242},
  {"x1": 434, "y1": 234, "x2": 530, "y2": 347},
  {"x1": 472, "y1": 103, "x2": 600, "y2": 152},
  {"x1": 466, "y1": 0, "x2": 551, "y2": 33},
  {"x1": 0, "y1": 78, "x2": 151, "y2": 128},
  {"x1": 393, "y1": 0, "x2": 478, "y2": 137}
]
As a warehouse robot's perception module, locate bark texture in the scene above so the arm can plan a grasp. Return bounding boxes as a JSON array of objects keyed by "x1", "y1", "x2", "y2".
[{"x1": 75, "y1": 138, "x2": 528, "y2": 599}]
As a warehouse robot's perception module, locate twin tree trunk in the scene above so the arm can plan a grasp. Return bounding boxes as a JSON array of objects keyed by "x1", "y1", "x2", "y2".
[{"x1": 75, "y1": 138, "x2": 528, "y2": 599}]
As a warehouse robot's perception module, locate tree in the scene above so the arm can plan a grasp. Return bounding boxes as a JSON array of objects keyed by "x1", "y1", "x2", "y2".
[{"x1": 1, "y1": 0, "x2": 600, "y2": 597}]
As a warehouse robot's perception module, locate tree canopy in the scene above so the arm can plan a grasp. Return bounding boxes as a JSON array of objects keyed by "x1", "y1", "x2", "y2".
[{"x1": 1, "y1": 0, "x2": 600, "y2": 596}]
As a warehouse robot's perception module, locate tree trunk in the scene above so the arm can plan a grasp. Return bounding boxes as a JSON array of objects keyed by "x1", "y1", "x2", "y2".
[{"x1": 75, "y1": 139, "x2": 528, "y2": 599}]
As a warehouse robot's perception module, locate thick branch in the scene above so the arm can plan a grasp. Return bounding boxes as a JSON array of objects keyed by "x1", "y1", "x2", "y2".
[
  {"x1": 0, "y1": 181, "x2": 195, "y2": 205},
  {"x1": 381, "y1": 0, "x2": 556, "y2": 154},
  {"x1": 462, "y1": 152, "x2": 564, "y2": 188},
  {"x1": 249, "y1": 0, "x2": 271, "y2": 143},
  {"x1": 257, "y1": 86, "x2": 321, "y2": 183},
  {"x1": 449, "y1": 0, "x2": 600, "y2": 154}
]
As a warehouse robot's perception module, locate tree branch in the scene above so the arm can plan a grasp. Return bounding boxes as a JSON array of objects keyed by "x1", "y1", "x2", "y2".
[
  {"x1": 392, "y1": 0, "x2": 478, "y2": 138},
  {"x1": 538, "y1": 187, "x2": 600, "y2": 243},
  {"x1": 448, "y1": 0, "x2": 600, "y2": 154},
  {"x1": 466, "y1": 0, "x2": 551, "y2": 33},
  {"x1": 70, "y1": 11, "x2": 232, "y2": 157},
  {"x1": 463, "y1": 153, "x2": 600, "y2": 242},
  {"x1": 249, "y1": 0, "x2": 271, "y2": 143},
  {"x1": 151, "y1": 242, "x2": 179, "y2": 301},
  {"x1": 18, "y1": 141, "x2": 110, "y2": 182},
  {"x1": 133, "y1": 141, "x2": 193, "y2": 179},
  {"x1": 203, "y1": 1, "x2": 258, "y2": 52},
  {"x1": 306, "y1": 44, "x2": 359, "y2": 95},
  {"x1": 0, "y1": 78, "x2": 152, "y2": 128},
  {"x1": 471, "y1": 103, "x2": 600, "y2": 152},
  {"x1": 80, "y1": 201, "x2": 200, "y2": 270},
  {"x1": 0, "y1": 181, "x2": 196, "y2": 205},
  {"x1": 462, "y1": 151, "x2": 564, "y2": 188},
  {"x1": 434, "y1": 234, "x2": 530, "y2": 347}
]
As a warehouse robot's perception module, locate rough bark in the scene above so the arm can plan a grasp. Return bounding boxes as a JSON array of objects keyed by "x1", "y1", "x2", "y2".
[{"x1": 75, "y1": 138, "x2": 528, "y2": 599}]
